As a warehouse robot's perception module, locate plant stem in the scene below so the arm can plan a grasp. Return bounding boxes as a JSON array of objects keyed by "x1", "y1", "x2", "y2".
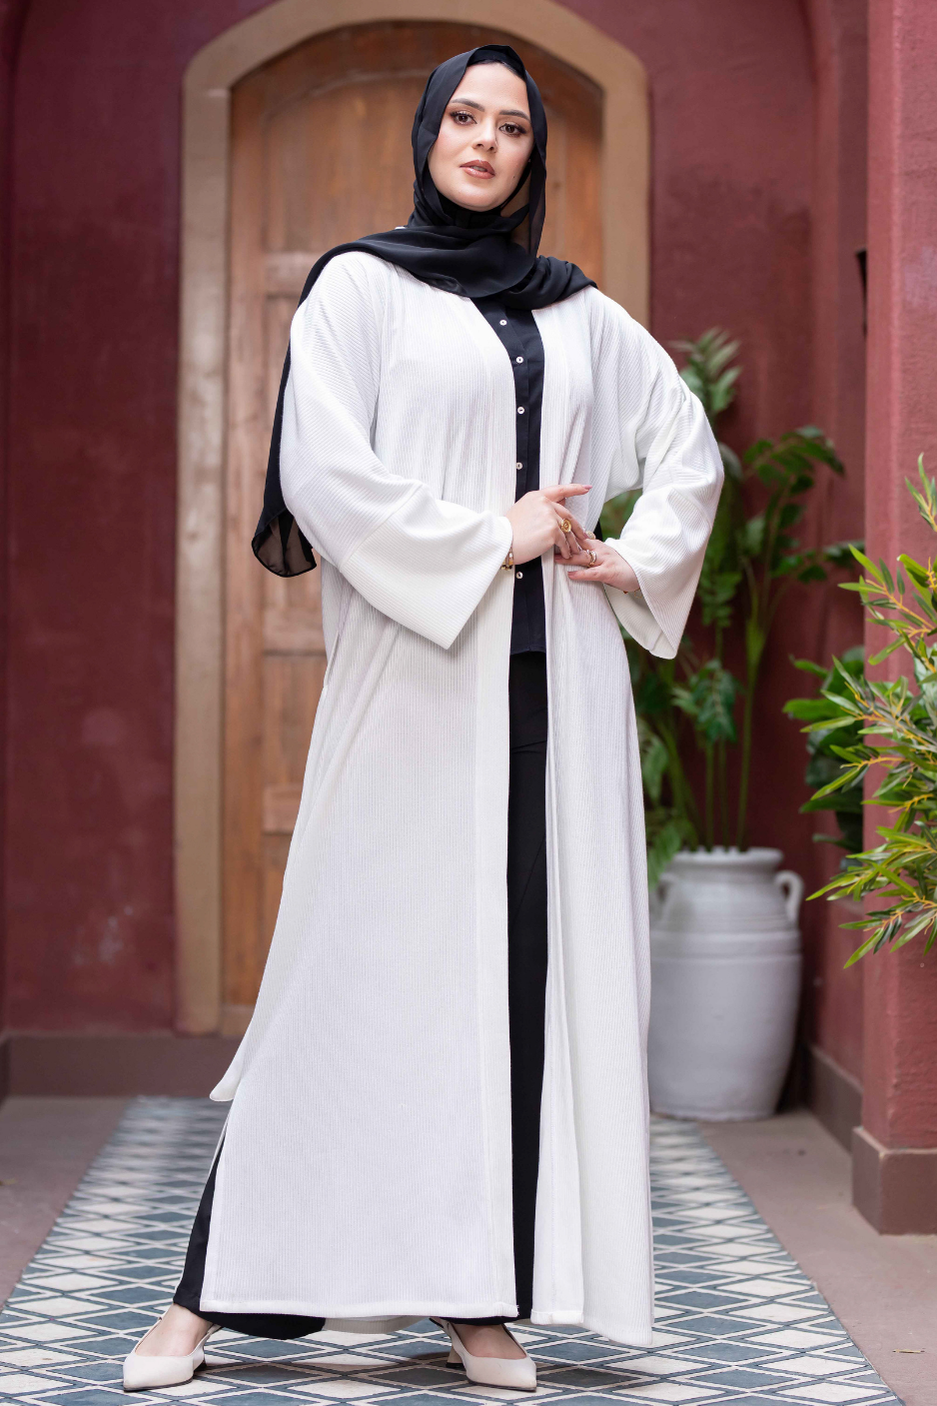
[
  {"x1": 735, "y1": 671, "x2": 756, "y2": 849},
  {"x1": 704, "y1": 744, "x2": 715, "y2": 849},
  {"x1": 713, "y1": 628, "x2": 730, "y2": 847},
  {"x1": 662, "y1": 726, "x2": 701, "y2": 843},
  {"x1": 718, "y1": 739, "x2": 730, "y2": 848}
]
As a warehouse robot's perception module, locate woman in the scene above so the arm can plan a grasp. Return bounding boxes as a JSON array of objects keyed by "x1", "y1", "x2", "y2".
[{"x1": 124, "y1": 44, "x2": 722, "y2": 1394}]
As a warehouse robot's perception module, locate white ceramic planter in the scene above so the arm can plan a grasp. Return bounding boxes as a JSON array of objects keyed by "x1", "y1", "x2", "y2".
[{"x1": 648, "y1": 847, "x2": 803, "y2": 1120}]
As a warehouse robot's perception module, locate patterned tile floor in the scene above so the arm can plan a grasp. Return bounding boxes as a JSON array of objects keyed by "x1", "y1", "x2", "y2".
[{"x1": 0, "y1": 1098, "x2": 901, "y2": 1406}]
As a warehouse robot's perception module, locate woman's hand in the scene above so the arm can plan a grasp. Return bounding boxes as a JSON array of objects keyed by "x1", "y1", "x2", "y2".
[
  {"x1": 506, "y1": 484, "x2": 591, "y2": 564},
  {"x1": 562, "y1": 538, "x2": 640, "y2": 593}
]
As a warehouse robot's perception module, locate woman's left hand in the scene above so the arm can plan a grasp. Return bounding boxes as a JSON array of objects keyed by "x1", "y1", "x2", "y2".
[{"x1": 559, "y1": 537, "x2": 640, "y2": 593}]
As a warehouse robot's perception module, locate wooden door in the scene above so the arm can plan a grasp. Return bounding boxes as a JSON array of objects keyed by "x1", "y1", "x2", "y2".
[{"x1": 222, "y1": 21, "x2": 603, "y2": 1033}]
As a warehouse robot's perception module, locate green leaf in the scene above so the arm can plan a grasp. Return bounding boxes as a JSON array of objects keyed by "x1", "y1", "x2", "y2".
[
  {"x1": 824, "y1": 539, "x2": 865, "y2": 569},
  {"x1": 600, "y1": 489, "x2": 640, "y2": 540},
  {"x1": 674, "y1": 328, "x2": 742, "y2": 426},
  {"x1": 785, "y1": 698, "x2": 840, "y2": 722},
  {"x1": 719, "y1": 442, "x2": 743, "y2": 482},
  {"x1": 868, "y1": 639, "x2": 906, "y2": 665},
  {"x1": 779, "y1": 501, "x2": 805, "y2": 530},
  {"x1": 898, "y1": 553, "x2": 931, "y2": 589},
  {"x1": 790, "y1": 656, "x2": 829, "y2": 678},
  {"x1": 849, "y1": 546, "x2": 880, "y2": 576},
  {"x1": 678, "y1": 660, "x2": 740, "y2": 746},
  {"x1": 646, "y1": 820, "x2": 687, "y2": 889},
  {"x1": 740, "y1": 515, "x2": 766, "y2": 559},
  {"x1": 641, "y1": 733, "x2": 669, "y2": 804}
]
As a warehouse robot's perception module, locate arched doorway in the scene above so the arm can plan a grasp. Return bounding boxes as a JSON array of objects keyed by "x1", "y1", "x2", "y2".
[
  {"x1": 223, "y1": 21, "x2": 603, "y2": 1032},
  {"x1": 175, "y1": 0, "x2": 649, "y2": 1035}
]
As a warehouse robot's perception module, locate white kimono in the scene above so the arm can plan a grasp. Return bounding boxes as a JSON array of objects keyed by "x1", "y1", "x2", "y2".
[{"x1": 203, "y1": 251, "x2": 723, "y2": 1347}]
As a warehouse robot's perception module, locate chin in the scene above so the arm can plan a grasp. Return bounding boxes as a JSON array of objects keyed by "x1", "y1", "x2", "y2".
[{"x1": 451, "y1": 182, "x2": 504, "y2": 212}]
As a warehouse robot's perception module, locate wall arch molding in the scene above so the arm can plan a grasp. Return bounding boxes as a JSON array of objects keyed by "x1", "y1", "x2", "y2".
[{"x1": 174, "y1": 0, "x2": 649, "y2": 1032}]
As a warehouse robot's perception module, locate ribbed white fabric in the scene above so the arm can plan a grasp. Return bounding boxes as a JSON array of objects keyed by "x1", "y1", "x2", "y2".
[{"x1": 203, "y1": 253, "x2": 723, "y2": 1347}]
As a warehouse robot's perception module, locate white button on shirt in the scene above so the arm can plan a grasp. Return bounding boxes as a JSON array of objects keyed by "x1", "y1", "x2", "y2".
[{"x1": 470, "y1": 296, "x2": 547, "y2": 655}]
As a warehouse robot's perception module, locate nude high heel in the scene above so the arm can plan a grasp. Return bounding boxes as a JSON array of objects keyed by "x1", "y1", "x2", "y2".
[
  {"x1": 431, "y1": 1317, "x2": 537, "y2": 1392},
  {"x1": 122, "y1": 1314, "x2": 220, "y2": 1391}
]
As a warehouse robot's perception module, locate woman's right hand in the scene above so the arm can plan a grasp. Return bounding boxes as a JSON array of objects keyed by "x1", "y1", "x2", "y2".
[{"x1": 506, "y1": 483, "x2": 592, "y2": 564}]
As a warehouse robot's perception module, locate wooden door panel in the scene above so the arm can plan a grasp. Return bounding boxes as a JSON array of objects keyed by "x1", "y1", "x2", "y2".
[
  {"x1": 262, "y1": 655, "x2": 326, "y2": 792},
  {"x1": 267, "y1": 77, "x2": 427, "y2": 251},
  {"x1": 224, "y1": 21, "x2": 602, "y2": 1030}
]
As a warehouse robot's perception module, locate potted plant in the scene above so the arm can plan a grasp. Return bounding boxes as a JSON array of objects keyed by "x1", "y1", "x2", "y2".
[
  {"x1": 789, "y1": 459, "x2": 937, "y2": 963},
  {"x1": 784, "y1": 647, "x2": 865, "y2": 862},
  {"x1": 604, "y1": 330, "x2": 848, "y2": 1119}
]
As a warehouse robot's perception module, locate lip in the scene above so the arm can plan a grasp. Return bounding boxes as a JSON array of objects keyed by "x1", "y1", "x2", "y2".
[{"x1": 460, "y1": 160, "x2": 495, "y2": 178}]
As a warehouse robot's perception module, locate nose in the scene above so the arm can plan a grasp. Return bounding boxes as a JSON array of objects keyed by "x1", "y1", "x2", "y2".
[{"x1": 473, "y1": 118, "x2": 499, "y2": 151}]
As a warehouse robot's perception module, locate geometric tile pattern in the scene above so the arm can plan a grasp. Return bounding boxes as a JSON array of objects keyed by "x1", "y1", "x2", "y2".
[{"x1": 0, "y1": 1098, "x2": 901, "y2": 1405}]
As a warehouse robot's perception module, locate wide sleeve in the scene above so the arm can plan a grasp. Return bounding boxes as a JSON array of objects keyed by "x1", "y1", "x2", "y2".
[
  {"x1": 278, "y1": 253, "x2": 514, "y2": 650},
  {"x1": 595, "y1": 297, "x2": 724, "y2": 658}
]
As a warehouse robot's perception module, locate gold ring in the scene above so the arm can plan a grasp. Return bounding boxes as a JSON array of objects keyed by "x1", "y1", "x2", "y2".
[
  {"x1": 560, "y1": 518, "x2": 572, "y2": 533},
  {"x1": 588, "y1": 549, "x2": 598, "y2": 566}
]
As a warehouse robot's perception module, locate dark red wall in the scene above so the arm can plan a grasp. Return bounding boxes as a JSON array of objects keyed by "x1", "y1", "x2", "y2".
[
  {"x1": 800, "y1": 0, "x2": 869, "y2": 1088},
  {"x1": 860, "y1": 0, "x2": 937, "y2": 1149},
  {"x1": 0, "y1": 0, "x2": 29, "y2": 1035},
  {"x1": 3, "y1": 0, "x2": 862, "y2": 1034}
]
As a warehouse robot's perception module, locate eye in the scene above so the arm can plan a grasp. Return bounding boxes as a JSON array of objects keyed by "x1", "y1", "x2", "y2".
[
  {"x1": 501, "y1": 123, "x2": 528, "y2": 137},
  {"x1": 449, "y1": 109, "x2": 475, "y2": 125}
]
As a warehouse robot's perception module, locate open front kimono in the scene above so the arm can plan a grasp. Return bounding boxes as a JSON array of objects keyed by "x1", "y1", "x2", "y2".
[{"x1": 196, "y1": 247, "x2": 723, "y2": 1348}]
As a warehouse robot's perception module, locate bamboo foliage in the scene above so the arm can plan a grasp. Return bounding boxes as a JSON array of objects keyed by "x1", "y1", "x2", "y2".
[{"x1": 796, "y1": 458, "x2": 937, "y2": 963}]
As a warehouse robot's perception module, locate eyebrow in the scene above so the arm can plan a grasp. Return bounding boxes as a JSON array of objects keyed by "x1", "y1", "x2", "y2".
[{"x1": 450, "y1": 98, "x2": 530, "y2": 120}]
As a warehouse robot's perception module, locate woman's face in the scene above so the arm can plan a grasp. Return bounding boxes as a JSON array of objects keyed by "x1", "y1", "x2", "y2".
[{"x1": 427, "y1": 62, "x2": 534, "y2": 213}]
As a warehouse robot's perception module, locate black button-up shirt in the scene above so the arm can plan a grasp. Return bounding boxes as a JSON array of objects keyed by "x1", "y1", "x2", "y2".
[{"x1": 472, "y1": 296, "x2": 547, "y2": 655}]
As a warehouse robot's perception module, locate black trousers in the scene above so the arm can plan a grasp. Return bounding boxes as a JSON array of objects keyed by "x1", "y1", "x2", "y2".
[{"x1": 174, "y1": 651, "x2": 549, "y2": 1339}]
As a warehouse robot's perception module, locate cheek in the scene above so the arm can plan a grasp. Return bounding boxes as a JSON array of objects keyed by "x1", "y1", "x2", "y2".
[
  {"x1": 504, "y1": 141, "x2": 534, "y2": 186},
  {"x1": 430, "y1": 126, "x2": 465, "y2": 167}
]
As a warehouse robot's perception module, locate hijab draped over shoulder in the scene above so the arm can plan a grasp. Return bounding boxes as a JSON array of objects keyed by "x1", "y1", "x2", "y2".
[{"x1": 253, "y1": 43, "x2": 595, "y2": 577}]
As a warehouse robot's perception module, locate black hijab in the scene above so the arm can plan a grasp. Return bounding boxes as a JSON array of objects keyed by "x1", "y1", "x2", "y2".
[{"x1": 253, "y1": 43, "x2": 596, "y2": 576}]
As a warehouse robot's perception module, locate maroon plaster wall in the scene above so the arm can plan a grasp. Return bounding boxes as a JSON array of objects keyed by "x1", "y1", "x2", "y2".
[
  {"x1": 3, "y1": 0, "x2": 856, "y2": 1033},
  {"x1": 0, "y1": 0, "x2": 30, "y2": 1035},
  {"x1": 860, "y1": 0, "x2": 937, "y2": 1149},
  {"x1": 800, "y1": 0, "x2": 869, "y2": 1087}
]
